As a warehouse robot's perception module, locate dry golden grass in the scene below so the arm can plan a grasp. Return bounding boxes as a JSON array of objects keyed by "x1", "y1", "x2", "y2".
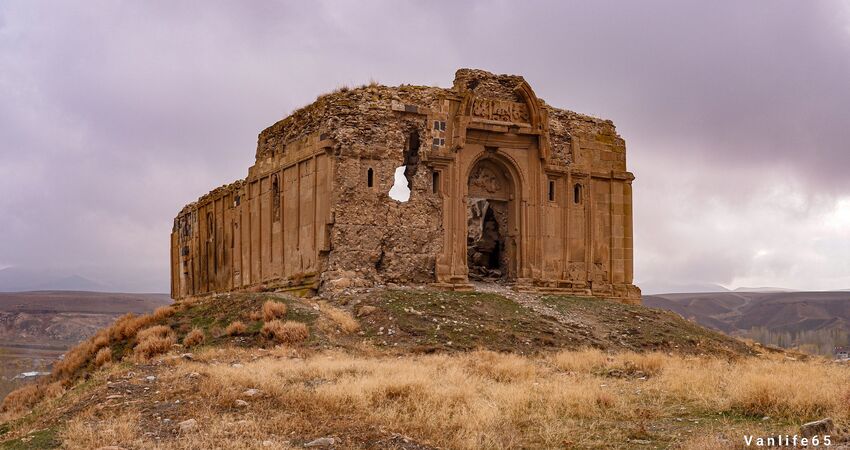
[
  {"x1": 52, "y1": 333, "x2": 108, "y2": 380},
  {"x1": 152, "y1": 305, "x2": 175, "y2": 321},
  {"x1": 109, "y1": 312, "x2": 156, "y2": 341},
  {"x1": 62, "y1": 409, "x2": 294, "y2": 449},
  {"x1": 51, "y1": 309, "x2": 168, "y2": 380},
  {"x1": 134, "y1": 325, "x2": 176, "y2": 361},
  {"x1": 0, "y1": 381, "x2": 64, "y2": 413},
  {"x1": 319, "y1": 302, "x2": 359, "y2": 333},
  {"x1": 91, "y1": 331, "x2": 110, "y2": 350},
  {"x1": 158, "y1": 349, "x2": 850, "y2": 449},
  {"x1": 261, "y1": 300, "x2": 288, "y2": 321},
  {"x1": 550, "y1": 347, "x2": 665, "y2": 376},
  {"x1": 94, "y1": 347, "x2": 113, "y2": 368},
  {"x1": 62, "y1": 412, "x2": 143, "y2": 449},
  {"x1": 225, "y1": 320, "x2": 247, "y2": 336},
  {"x1": 261, "y1": 320, "x2": 308, "y2": 344},
  {"x1": 10, "y1": 344, "x2": 850, "y2": 449},
  {"x1": 183, "y1": 328, "x2": 205, "y2": 348}
]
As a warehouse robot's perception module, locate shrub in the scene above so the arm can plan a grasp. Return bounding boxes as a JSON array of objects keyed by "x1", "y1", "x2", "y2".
[
  {"x1": 262, "y1": 320, "x2": 309, "y2": 344},
  {"x1": 91, "y1": 331, "x2": 110, "y2": 350},
  {"x1": 134, "y1": 325, "x2": 177, "y2": 360},
  {"x1": 262, "y1": 301, "x2": 288, "y2": 321},
  {"x1": 183, "y1": 328, "x2": 205, "y2": 347},
  {"x1": 152, "y1": 305, "x2": 175, "y2": 321},
  {"x1": 53, "y1": 339, "x2": 98, "y2": 380},
  {"x1": 320, "y1": 303, "x2": 359, "y2": 333},
  {"x1": 226, "y1": 321, "x2": 247, "y2": 336},
  {"x1": 94, "y1": 347, "x2": 113, "y2": 368},
  {"x1": 136, "y1": 325, "x2": 173, "y2": 342},
  {"x1": 110, "y1": 313, "x2": 156, "y2": 341},
  {"x1": 1, "y1": 381, "x2": 64, "y2": 413}
]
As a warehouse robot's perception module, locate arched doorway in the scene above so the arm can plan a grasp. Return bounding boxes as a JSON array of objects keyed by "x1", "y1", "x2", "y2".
[{"x1": 466, "y1": 158, "x2": 518, "y2": 281}]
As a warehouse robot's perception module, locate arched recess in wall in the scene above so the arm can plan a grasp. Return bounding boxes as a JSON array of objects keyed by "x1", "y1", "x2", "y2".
[
  {"x1": 206, "y1": 211, "x2": 217, "y2": 275},
  {"x1": 464, "y1": 152, "x2": 525, "y2": 280},
  {"x1": 573, "y1": 183, "x2": 583, "y2": 204},
  {"x1": 271, "y1": 174, "x2": 281, "y2": 221}
]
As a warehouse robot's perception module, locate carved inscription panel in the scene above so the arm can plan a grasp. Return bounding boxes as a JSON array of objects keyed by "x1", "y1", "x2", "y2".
[{"x1": 471, "y1": 97, "x2": 530, "y2": 124}]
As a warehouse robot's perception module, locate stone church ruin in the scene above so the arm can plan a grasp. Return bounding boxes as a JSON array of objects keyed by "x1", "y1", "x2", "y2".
[{"x1": 170, "y1": 69, "x2": 640, "y2": 303}]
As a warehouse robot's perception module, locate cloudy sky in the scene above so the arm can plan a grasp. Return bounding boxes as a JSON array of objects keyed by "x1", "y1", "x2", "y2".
[{"x1": 1, "y1": 1, "x2": 849, "y2": 293}]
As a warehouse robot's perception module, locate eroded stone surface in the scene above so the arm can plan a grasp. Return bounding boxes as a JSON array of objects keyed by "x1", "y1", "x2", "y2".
[{"x1": 170, "y1": 69, "x2": 640, "y2": 303}]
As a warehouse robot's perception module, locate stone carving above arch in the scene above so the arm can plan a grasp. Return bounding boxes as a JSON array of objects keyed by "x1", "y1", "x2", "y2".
[
  {"x1": 463, "y1": 88, "x2": 541, "y2": 128},
  {"x1": 470, "y1": 97, "x2": 531, "y2": 124},
  {"x1": 452, "y1": 72, "x2": 551, "y2": 160},
  {"x1": 468, "y1": 160, "x2": 513, "y2": 201}
]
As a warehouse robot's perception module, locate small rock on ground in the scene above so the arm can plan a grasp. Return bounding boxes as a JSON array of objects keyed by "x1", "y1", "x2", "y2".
[
  {"x1": 801, "y1": 418, "x2": 834, "y2": 438},
  {"x1": 305, "y1": 437, "x2": 335, "y2": 447},
  {"x1": 178, "y1": 419, "x2": 197, "y2": 433}
]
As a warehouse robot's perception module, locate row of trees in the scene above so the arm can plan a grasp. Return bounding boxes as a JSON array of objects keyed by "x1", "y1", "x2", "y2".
[{"x1": 742, "y1": 326, "x2": 849, "y2": 356}]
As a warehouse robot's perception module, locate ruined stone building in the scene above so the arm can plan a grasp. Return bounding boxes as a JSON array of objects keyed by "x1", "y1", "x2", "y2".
[{"x1": 170, "y1": 69, "x2": 640, "y2": 303}]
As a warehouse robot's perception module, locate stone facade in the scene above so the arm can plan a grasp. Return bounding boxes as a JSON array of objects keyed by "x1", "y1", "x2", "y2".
[{"x1": 170, "y1": 69, "x2": 641, "y2": 303}]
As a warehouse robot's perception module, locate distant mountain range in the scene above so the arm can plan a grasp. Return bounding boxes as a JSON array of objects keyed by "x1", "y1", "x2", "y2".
[
  {"x1": 0, "y1": 267, "x2": 107, "y2": 292},
  {"x1": 643, "y1": 290, "x2": 850, "y2": 335},
  {"x1": 638, "y1": 279, "x2": 808, "y2": 295}
]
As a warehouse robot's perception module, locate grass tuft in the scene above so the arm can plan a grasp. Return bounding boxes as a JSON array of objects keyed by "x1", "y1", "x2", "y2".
[
  {"x1": 225, "y1": 320, "x2": 247, "y2": 336},
  {"x1": 183, "y1": 328, "x2": 205, "y2": 348},
  {"x1": 134, "y1": 325, "x2": 176, "y2": 361},
  {"x1": 262, "y1": 300, "x2": 288, "y2": 322},
  {"x1": 261, "y1": 320, "x2": 309, "y2": 344}
]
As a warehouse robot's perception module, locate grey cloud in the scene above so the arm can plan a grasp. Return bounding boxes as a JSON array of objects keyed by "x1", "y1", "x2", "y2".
[{"x1": 1, "y1": 0, "x2": 848, "y2": 292}]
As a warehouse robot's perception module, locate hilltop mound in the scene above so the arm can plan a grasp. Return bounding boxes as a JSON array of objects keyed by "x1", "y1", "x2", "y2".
[{"x1": 5, "y1": 287, "x2": 846, "y2": 449}]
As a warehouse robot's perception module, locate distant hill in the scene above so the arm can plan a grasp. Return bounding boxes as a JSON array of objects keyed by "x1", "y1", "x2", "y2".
[
  {"x1": 0, "y1": 291, "x2": 171, "y2": 344},
  {"x1": 732, "y1": 286, "x2": 796, "y2": 293},
  {"x1": 0, "y1": 267, "x2": 107, "y2": 292},
  {"x1": 637, "y1": 280, "x2": 730, "y2": 295},
  {"x1": 643, "y1": 291, "x2": 850, "y2": 334},
  {"x1": 643, "y1": 291, "x2": 850, "y2": 354},
  {"x1": 0, "y1": 290, "x2": 171, "y2": 401}
]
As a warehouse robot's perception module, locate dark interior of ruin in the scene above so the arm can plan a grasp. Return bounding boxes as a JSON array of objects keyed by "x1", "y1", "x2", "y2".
[{"x1": 467, "y1": 199, "x2": 509, "y2": 281}]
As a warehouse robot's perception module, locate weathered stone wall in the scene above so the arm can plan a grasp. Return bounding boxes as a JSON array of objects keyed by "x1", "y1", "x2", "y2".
[{"x1": 171, "y1": 68, "x2": 640, "y2": 303}]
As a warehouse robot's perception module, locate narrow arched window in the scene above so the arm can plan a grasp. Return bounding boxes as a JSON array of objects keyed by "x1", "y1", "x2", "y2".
[
  {"x1": 573, "y1": 183, "x2": 582, "y2": 204},
  {"x1": 548, "y1": 180, "x2": 556, "y2": 202},
  {"x1": 367, "y1": 168, "x2": 374, "y2": 188}
]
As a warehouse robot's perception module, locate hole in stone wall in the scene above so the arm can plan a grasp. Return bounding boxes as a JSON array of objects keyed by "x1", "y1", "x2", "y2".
[
  {"x1": 432, "y1": 171, "x2": 440, "y2": 194},
  {"x1": 389, "y1": 130, "x2": 420, "y2": 202},
  {"x1": 548, "y1": 180, "x2": 555, "y2": 202},
  {"x1": 367, "y1": 168, "x2": 374, "y2": 188},
  {"x1": 574, "y1": 183, "x2": 582, "y2": 204},
  {"x1": 375, "y1": 249, "x2": 385, "y2": 272},
  {"x1": 388, "y1": 166, "x2": 410, "y2": 202},
  {"x1": 403, "y1": 130, "x2": 420, "y2": 189}
]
